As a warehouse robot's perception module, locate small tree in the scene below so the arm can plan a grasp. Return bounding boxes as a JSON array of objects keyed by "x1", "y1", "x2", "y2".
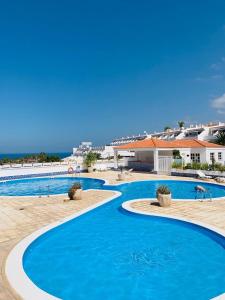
[
  {"x1": 178, "y1": 121, "x2": 185, "y2": 129},
  {"x1": 84, "y1": 151, "x2": 98, "y2": 167},
  {"x1": 173, "y1": 149, "x2": 181, "y2": 159},
  {"x1": 38, "y1": 152, "x2": 48, "y2": 163}
]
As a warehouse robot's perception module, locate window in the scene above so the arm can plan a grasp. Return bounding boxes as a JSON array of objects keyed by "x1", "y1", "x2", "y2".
[
  {"x1": 218, "y1": 152, "x2": 222, "y2": 160},
  {"x1": 191, "y1": 153, "x2": 200, "y2": 163},
  {"x1": 210, "y1": 152, "x2": 215, "y2": 162}
]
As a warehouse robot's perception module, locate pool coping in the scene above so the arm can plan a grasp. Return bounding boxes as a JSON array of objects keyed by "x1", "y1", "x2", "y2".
[
  {"x1": 122, "y1": 199, "x2": 225, "y2": 300},
  {"x1": 5, "y1": 189, "x2": 121, "y2": 300}
]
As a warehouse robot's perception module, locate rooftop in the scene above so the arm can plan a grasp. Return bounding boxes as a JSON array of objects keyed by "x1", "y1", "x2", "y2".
[{"x1": 115, "y1": 138, "x2": 223, "y2": 149}]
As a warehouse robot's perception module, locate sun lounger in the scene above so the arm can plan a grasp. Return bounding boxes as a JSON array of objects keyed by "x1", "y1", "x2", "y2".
[
  {"x1": 124, "y1": 168, "x2": 133, "y2": 176},
  {"x1": 196, "y1": 170, "x2": 212, "y2": 179}
]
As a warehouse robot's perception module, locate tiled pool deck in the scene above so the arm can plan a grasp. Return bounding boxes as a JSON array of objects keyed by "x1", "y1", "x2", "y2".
[{"x1": 0, "y1": 171, "x2": 225, "y2": 299}]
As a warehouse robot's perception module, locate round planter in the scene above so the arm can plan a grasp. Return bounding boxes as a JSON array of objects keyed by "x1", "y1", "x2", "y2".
[
  {"x1": 87, "y1": 166, "x2": 93, "y2": 173},
  {"x1": 74, "y1": 189, "x2": 82, "y2": 200},
  {"x1": 157, "y1": 193, "x2": 171, "y2": 207}
]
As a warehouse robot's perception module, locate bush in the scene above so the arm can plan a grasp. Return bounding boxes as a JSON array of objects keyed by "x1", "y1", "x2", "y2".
[
  {"x1": 156, "y1": 185, "x2": 171, "y2": 196},
  {"x1": 172, "y1": 161, "x2": 182, "y2": 169},
  {"x1": 68, "y1": 183, "x2": 82, "y2": 200},
  {"x1": 183, "y1": 162, "x2": 225, "y2": 172},
  {"x1": 184, "y1": 163, "x2": 192, "y2": 169},
  {"x1": 190, "y1": 162, "x2": 201, "y2": 170},
  {"x1": 200, "y1": 163, "x2": 209, "y2": 170},
  {"x1": 218, "y1": 165, "x2": 225, "y2": 172}
]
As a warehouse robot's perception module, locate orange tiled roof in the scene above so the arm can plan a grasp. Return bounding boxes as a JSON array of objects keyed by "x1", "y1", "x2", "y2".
[{"x1": 115, "y1": 138, "x2": 223, "y2": 149}]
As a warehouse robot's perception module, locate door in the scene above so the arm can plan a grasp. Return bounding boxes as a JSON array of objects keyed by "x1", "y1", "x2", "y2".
[{"x1": 158, "y1": 156, "x2": 172, "y2": 174}]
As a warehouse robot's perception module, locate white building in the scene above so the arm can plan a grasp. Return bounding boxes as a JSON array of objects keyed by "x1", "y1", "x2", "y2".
[
  {"x1": 73, "y1": 142, "x2": 92, "y2": 156},
  {"x1": 114, "y1": 138, "x2": 225, "y2": 174},
  {"x1": 110, "y1": 121, "x2": 225, "y2": 143},
  {"x1": 73, "y1": 141, "x2": 133, "y2": 159},
  {"x1": 150, "y1": 122, "x2": 225, "y2": 141}
]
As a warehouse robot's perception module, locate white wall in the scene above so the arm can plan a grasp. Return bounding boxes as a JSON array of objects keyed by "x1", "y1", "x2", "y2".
[
  {"x1": 0, "y1": 163, "x2": 80, "y2": 178},
  {"x1": 205, "y1": 149, "x2": 225, "y2": 164}
]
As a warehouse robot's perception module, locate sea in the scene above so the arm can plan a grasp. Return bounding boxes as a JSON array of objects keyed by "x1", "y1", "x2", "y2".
[{"x1": 0, "y1": 152, "x2": 71, "y2": 160}]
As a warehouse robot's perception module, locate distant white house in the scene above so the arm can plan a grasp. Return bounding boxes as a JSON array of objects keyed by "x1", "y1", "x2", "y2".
[
  {"x1": 114, "y1": 138, "x2": 225, "y2": 173},
  {"x1": 73, "y1": 141, "x2": 133, "y2": 159},
  {"x1": 73, "y1": 142, "x2": 92, "y2": 156}
]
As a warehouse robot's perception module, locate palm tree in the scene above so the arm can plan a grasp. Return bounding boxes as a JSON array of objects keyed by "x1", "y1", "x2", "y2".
[
  {"x1": 178, "y1": 121, "x2": 185, "y2": 129},
  {"x1": 215, "y1": 131, "x2": 225, "y2": 145}
]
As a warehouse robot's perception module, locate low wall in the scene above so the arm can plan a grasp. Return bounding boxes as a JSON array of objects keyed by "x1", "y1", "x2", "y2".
[
  {"x1": 0, "y1": 164, "x2": 79, "y2": 181},
  {"x1": 128, "y1": 161, "x2": 153, "y2": 171}
]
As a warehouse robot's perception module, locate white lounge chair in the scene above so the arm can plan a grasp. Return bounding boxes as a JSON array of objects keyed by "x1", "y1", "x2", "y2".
[
  {"x1": 196, "y1": 170, "x2": 212, "y2": 179},
  {"x1": 124, "y1": 168, "x2": 133, "y2": 176}
]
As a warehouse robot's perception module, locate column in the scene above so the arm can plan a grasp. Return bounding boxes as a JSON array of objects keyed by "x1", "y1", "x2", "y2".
[
  {"x1": 153, "y1": 149, "x2": 159, "y2": 173},
  {"x1": 114, "y1": 149, "x2": 118, "y2": 169}
]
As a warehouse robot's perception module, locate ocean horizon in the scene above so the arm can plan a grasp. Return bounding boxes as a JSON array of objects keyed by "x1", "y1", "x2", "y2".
[{"x1": 0, "y1": 152, "x2": 71, "y2": 160}]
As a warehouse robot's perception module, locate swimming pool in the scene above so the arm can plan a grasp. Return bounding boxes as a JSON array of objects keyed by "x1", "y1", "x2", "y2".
[
  {"x1": 0, "y1": 177, "x2": 105, "y2": 196},
  {"x1": 5, "y1": 177, "x2": 225, "y2": 300},
  {"x1": 1, "y1": 176, "x2": 225, "y2": 200}
]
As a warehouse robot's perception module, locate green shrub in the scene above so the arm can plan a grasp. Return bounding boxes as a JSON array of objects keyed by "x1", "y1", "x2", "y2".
[
  {"x1": 156, "y1": 185, "x2": 171, "y2": 196},
  {"x1": 190, "y1": 162, "x2": 201, "y2": 170},
  {"x1": 172, "y1": 161, "x2": 183, "y2": 169},
  {"x1": 200, "y1": 163, "x2": 209, "y2": 170},
  {"x1": 183, "y1": 162, "x2": 225, "y2": 171},
  {"x1": 218, "y1": 165, "x2": 225, "y2": 172},
  {"x1": 184, "y1": 163, "x2": 192, "y2": 169}
]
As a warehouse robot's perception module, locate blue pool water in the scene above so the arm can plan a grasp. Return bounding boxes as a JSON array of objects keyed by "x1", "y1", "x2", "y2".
[
  {"x1": 1, "y1": 177, "x2": 225, "y2": 199},
  {"x1": 20, "y1": 178, "x2": 225, "y2": 299},
  {"x1": 0, "y1": 177, "x2": 104, "y2": 196}
]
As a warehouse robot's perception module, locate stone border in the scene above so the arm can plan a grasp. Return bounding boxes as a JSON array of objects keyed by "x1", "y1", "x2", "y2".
[
  {"x1": 122, "y1": 199, "x2": 225, "y2": 300},
  {"x1": 5, "y1": 190, "x2": 121, "y2": 300}
]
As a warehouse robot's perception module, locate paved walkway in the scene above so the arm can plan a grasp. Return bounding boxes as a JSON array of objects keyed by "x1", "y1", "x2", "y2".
[
  {"x1": 0, "y1": 171, "x2": 224, "y2": 299},
  {"x1": 130, "y1": 199, "x2": 225, "y2": 231}
]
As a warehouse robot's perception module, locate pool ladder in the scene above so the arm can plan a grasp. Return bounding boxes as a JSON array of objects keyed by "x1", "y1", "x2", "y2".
[
  {"x1": 38, "y1": 185, "x2": 50, "y2": 198},
  {"x1": 195, "y1": 190, "x2": 212, "y2": 202}
]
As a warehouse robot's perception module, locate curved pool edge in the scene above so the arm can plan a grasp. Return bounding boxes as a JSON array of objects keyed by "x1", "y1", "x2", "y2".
[
  {"x1": 1, "y1": 176, "x2": 225, "y2": 201},
  {"x1": 0, "y1": 175, "x2": 109, "y2": 198},
  {"x1": 122, "y1": 199, "x2": 225, "y2": 300},
  {"x1": 113, "y1": 179, "x2": 225, "y2": 201},
  {"x1": 5, "y1": 190, "x2": 121, "y2": 300}
]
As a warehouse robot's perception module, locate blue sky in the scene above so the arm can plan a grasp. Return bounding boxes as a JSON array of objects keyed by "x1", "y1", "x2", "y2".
[{"x1": 1, "y1": 0, "x2": 225, "y2": 152}]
